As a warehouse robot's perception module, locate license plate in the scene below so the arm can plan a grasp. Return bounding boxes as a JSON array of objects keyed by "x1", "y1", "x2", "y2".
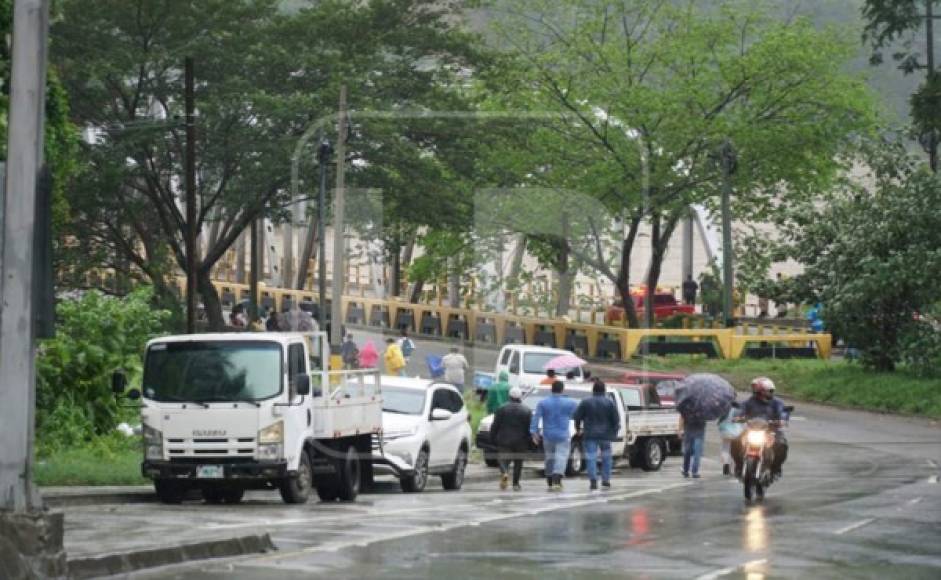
[{"x1": 196, "y1": 465, "x2": 224, "y2": 479}]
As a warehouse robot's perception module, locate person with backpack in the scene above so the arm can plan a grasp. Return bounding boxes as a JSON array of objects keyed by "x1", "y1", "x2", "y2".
[{"x1": 398, "y1": 329, "x2": 416, "y2": 367}]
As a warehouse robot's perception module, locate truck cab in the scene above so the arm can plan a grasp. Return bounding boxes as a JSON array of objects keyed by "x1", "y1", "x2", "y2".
[
  {"x1": 494, "y1": 345, "x2": 584, "y2": 390},
  {"x1": 122, "y1": 331, "x2": 382, "y2": 504}
]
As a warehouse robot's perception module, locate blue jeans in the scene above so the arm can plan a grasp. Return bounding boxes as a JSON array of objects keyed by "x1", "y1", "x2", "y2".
[
  {"x1": 584, "y1": 439, "x2": 612, "y2": 483},
  {"x1": 543, "y1": 438, "x2": 571, "y2": 477},
  {"x1": 683, "y1": 431, "x2": 705, "y2": 475}
]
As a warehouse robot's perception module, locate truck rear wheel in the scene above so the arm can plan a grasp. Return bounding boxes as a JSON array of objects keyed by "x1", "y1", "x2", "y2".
[
  {"x1": 336, "y1": 444, "x2": 361, "y2": 502},
  {"x1": 279, "y1": 450, "x2": 313, "y2": 504},
  {"x1": 640, "y1": 438, "x2": 665, "y2": 471},
  {"x1": 154, "y1": 480, "x2": 186, "y2": 504}
]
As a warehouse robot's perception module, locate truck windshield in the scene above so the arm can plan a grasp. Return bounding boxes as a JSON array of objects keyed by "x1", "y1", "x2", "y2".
[
  {"x1": 381, "y1": 387, "x2": 426, "y2": 415},
  {"x1": 523, "y1": 353, "x2": 579, "y2": 375},
  {"x1": 142, "y1": 341, "x2": 282, "y2": 403}
]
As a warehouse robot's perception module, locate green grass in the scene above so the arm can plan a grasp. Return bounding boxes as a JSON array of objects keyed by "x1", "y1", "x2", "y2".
[
  {"x1": 35, "y1": 434, "x2": 148, "y2": 487},
  {"x1": 638, "y1": 356, "x2": 941, "y2": 419}
]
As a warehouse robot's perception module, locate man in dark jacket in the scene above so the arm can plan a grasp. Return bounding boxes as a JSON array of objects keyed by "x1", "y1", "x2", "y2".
[
  {"x1": 490, "y1": 387, "x2": 532, "y2": 491},
  {"x1": 574, "y1": 379, "x2": 620, "y2": 490}
]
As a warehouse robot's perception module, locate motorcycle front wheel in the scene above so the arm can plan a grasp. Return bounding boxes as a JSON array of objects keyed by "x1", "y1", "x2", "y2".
[{"x1": 743, "y1": 456, "x2": 759, "y2": 501}]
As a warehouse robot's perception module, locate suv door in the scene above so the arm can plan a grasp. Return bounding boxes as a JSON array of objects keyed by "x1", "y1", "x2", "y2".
[{"x1": 427, "y1": 388, "x2": 452, "y2": 466}]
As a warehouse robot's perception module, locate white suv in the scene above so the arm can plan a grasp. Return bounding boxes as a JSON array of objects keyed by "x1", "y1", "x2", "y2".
[{"x1": 375, "y1": 377, "x2": 471, "y2": 492}]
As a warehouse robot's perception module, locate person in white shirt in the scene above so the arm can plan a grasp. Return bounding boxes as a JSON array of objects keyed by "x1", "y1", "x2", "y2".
[{"x1": 441, "y1": 346, "x2": 469, "y2": 393}]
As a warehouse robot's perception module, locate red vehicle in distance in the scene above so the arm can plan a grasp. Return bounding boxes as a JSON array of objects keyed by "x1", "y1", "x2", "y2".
[{"x1": 605, "y1": 290, "x2": 694, "y2": 325}]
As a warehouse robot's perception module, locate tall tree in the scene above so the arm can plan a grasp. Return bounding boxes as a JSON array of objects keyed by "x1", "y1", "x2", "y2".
[
  {"x1": 54, "y1": 0, "x2": 483, "y2": 328},
  {"x1": 483, "y1": 0, "x2": 876, "y2": 326},
  {"x1": 863, "y1": 0, "x2": 941, "y2": 171}
]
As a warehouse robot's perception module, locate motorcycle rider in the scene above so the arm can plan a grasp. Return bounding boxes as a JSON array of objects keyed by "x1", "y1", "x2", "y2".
[{"x1": 733, "y1": 377, "x2": 789, "y2": 478}]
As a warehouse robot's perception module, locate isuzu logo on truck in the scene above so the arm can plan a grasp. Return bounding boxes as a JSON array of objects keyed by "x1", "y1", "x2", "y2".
[{"x1": 193, "y1": 429, "x2": 226, "y2": 437}]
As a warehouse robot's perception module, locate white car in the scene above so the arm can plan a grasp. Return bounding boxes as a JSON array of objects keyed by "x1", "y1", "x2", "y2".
[
  {"x1": 374, "y1": 377, "x2": 471, "y2": 492},
  {"x1": 493, "y1": 345, "x2": 586, "y2": 390}
]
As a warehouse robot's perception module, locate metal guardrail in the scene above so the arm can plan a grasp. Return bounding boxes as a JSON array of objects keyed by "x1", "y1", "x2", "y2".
[{"x1": 170, "y1": 277, "x2": 832, "y2": 360}]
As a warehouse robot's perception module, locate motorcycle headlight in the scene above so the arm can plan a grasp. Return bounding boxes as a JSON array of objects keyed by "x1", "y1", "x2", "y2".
[
  {"x1": 746, "y1": 430, "x2": 767, "y2": 446},
  {"x1": 142, "y1": 424, "x2": 163, "y2": 460},
  {"x1": 258, "y1": 421, "x2": 284, "y2": 444}
]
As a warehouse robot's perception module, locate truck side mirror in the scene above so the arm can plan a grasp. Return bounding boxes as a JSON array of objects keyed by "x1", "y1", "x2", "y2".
[
  {"x1": 112, "y1": 371, "x2": 127, "y2": 396},
  {"x1": 295, "y1": 374, "x2": 311, "y2": 396}
]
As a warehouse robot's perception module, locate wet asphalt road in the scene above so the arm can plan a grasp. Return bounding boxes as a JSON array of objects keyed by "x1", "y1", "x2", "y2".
[{"x1": 65, "y1": 394, "x2": 941, "y2": 580}]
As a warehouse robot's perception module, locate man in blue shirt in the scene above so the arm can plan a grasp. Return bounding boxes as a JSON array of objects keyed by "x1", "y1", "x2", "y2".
[{"x1": 530, "y1": 380, "x2": 578, "y2": 491}]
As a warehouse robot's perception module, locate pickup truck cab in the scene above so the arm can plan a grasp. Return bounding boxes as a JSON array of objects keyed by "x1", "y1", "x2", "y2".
[
  {"x1": 606, "y1": 292, "x2": 695, "y2": 324},
  {"x1": 475, "y1": 382, "x2": 680, "y2": 473},
  {"x1": 614, "y1": 370, "x2": 687, "y2": 407},
  {"x1": 119, "y1": 331, "x2": 383, "y2": 505},
  {"x1": 493, "y1": 345, "x2": 585, "y2": 390}
]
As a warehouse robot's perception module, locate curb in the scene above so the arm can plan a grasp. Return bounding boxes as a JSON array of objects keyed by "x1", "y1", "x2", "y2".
[
  {"x1": 67, "y1": 533, "x2": 275, "y2": 579},
  {"x1": 43, "y1": 490, "x2": 156, "y2": 509}
]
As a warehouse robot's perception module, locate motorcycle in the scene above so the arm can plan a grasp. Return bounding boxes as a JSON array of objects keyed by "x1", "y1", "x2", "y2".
[{"x1": 739, "y1": 405, "x2": 793, "y2": 501}]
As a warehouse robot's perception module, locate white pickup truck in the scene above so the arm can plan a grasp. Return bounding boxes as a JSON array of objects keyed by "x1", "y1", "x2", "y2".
[
  {"x1": 114, "y1": 331, "x2": 387, "y2": 504},
  {"x1": 480, "y1": 344, "x2": 585, "y2": 390},
  {"x1": 475, "y1": 382, "x2": 680, "y2": 472}
]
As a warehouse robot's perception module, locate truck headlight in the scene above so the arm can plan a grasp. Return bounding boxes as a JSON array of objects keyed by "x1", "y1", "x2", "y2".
[
  {"x1": 746, "y1": 430, "x2": 766, "y2": 446},
  {"x1": 143, "y1": 424, "x2": 163, "y2": 460},
  {"x1": 258, "y1": 421, "x2": 284, "y2": 444},
  {"x1": 257, "y1": 444, "x2": 283, "y2": 461}
]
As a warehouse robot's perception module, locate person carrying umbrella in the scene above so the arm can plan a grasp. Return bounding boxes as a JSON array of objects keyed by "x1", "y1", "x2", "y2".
[
  {"x1": 486, "y1": 370, "x2": 511, "y2": 415},
  {"x1": 675, "y1": 373, "x2": 736, "y2": 479}
]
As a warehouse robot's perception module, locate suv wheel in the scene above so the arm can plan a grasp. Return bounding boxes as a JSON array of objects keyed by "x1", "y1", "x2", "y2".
[
  {"x1": 401, "y1": 447, "x2": 429, "y2": 493},
  {"x1": 441, "y1": 445, "x2": 468, "y2": 490}
]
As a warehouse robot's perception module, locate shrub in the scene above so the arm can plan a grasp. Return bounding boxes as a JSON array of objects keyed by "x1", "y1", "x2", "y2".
[{"x1": 36, "y1": 287, "x2": 170, "y2": 455}]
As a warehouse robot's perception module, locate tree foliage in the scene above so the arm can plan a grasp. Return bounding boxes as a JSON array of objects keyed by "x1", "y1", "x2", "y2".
[
  {"x1": 481, "y1": 0, "x2": 876, "y2": 326},
  {"x1": 780, "y1": 141, "x2": 941, "y2": 372},
  {"x1": 36, "y1": 288, "x2": 170, "y2": 454}
]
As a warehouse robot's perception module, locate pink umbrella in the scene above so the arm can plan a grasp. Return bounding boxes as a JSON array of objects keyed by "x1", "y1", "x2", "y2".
[{"x1": 543, "y1": 354, "x2": 587, "y2": 370}]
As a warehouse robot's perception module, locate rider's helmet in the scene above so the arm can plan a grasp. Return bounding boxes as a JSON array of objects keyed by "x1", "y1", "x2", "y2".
[{"x1": 751, "y1": 377, "x2": 775, "y2": 398}]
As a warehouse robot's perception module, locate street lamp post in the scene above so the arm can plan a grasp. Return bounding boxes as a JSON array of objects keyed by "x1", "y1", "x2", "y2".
[
  {"x1": 317, "y1": 139, "x2": 333, "y2": 332},
  {"x1": 718, "y1": 140, "x2": 737, "y2": 328}
]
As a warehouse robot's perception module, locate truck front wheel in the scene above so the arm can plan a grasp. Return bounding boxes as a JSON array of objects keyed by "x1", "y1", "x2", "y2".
[
  {"x1": 280, "y1": 451, "x2": 313, "y2": 504},
  {"x1": 640, "y1": 438, "x2": 665, "y2": 472}
]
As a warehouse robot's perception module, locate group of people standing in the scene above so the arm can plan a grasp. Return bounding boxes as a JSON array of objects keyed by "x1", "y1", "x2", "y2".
[{"x1": 487, "y1": 377, "x2": 619, "y2": 492}]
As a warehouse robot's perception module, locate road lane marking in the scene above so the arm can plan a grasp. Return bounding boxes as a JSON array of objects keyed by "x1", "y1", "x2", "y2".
[
  {"x1": 834, "y1": 518, "x2": 875, "y2": 535},
  {"x1": 789, "y1": 416, "x2": 806, "y2": 421},
  {"x1": 694, "y1": 558, "x2": 767, "y2": 580},
  {"x1": 927, "y1": 460, "x2": 939, "y2": 469},
  {"x1": 244, "y1": 482, "x2": 693, "y2": 563},
  {"x1": 929, "y1": 475, "x2": 939, "y2": 484},
  {"x1": 907, "y1": 497, "x2": 923, "y2": 505}
]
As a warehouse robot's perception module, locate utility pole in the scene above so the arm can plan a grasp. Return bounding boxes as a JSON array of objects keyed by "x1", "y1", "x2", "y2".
[
  {"x1": 250, "y1": 217, "x2": 260, "y2": 323},
  {"x1": 316, "y1": 139, "x2": 333, "y2": 331},
  {"x1": 330, "y1": 86, "x2": 349, "y2": 348},
  {"x1": 184, "y1": 56, "x2": 198, "y2": 333},
  {"x1": 718, "y1": 140, "x2": 737, "y2": 328},
  {"x1": 0, "y1": 0, "x2": 67, "y2": 574},
  {"x1": 926, "y1": 0, "x2": 938, "y2": 172}
]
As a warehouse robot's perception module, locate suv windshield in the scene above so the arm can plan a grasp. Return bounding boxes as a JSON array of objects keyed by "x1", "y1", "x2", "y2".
[
  {"x1": 381, "y1": 387, "x2": 426, "y2": 415},
  {"x1": 143, "y1": 341, "x2": 282, "y2": 403}
]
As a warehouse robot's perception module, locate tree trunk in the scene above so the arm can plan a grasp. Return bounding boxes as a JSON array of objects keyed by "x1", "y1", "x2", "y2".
[
  {"x1": 197, "y1": 268, "x2": 226, "y2": 331},
  {"x1": 408, "y1": 277, "x2": 425, "y2": 304},
  {"x1": 448, "y1": 266, "x2": 461, "y2": 308},
  {"x1": 390, "y1": 241, "x2": 402, "y2": 298},
  {"x1": 615, "y1": 218, "x2": 642, "y2": 328},
  {"x1": 296, "y1": 221, "x2": 318, "y2": 290},
  {"x1": 555, "y1": 214, "x2": 572, "y2": 317},
  {"x1": 645, "y1": 214, "x2": 682, "y2": 328},
  {"x1": 506, "y1": 235, "x2": 527, "y2": 291}
]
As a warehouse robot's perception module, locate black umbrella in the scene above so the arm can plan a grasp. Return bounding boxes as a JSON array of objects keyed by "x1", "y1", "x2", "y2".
[{"x1": 675, "y1": 373, "x2": 735, "y2": 422}]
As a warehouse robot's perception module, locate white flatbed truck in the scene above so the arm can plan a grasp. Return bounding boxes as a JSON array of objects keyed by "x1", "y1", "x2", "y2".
[{"x1": 113, "y1": 331, "x2": 387, "y2": 504}]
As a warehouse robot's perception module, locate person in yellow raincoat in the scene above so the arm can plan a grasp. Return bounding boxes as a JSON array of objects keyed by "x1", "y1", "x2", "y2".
[{"x1": 384, "y1": 337, "x2": 406, "y2": 376}]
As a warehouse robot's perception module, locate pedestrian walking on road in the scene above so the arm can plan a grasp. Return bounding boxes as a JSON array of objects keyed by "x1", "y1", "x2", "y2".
[
  {"x1": 341, "y1": 333, "x2": 360, "y2": 370},
  {"x1": 442, "y1": 346, "x2": 469, "y2": 393},
  {"x1": 398, "y1": 329, "x2": 416, "y2": 366},
  {"x1": 680, "y1": 412, "x2": 707, "y2": 479},
  {"x1": 530, "y1": 380, "x2": 578, "y2": 491},
  {"x1": 540, "y1": 368, "x2": 557, "y2": 385},
  {"x1": 384, "y1": 337, "x2": 406, "y2": 376},
  {"x1": 717, "y1": 404, "x2": 743, "y2": 476},
  {"x1": 574, "y1": 379, "x2": 619, "y2": 490},
  {"x1": 359, "y1": 340, "x2": 379, "y2": 369},
  {"x1": 486, "y1": 370, "x2": 511, "y2": 415},
  {"x1": 491, "y1": 386, "x2": 532, "y2": 492},
  {"x1": 229, "y1": 303, "x2": 246, "y2": 328},
  {"x1": 265, "y1": 309, "x2": 280, "y2": 331}
]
